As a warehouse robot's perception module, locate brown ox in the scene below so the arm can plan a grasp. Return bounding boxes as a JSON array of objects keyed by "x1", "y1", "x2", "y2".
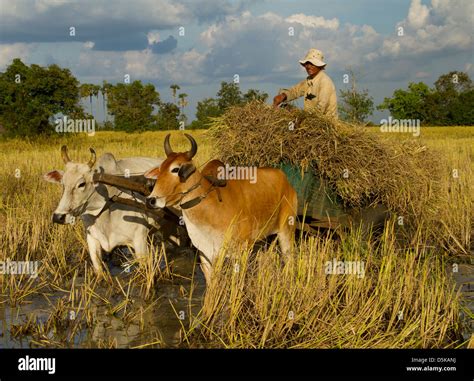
[{"x1": 145, "y1": 134, "x2": 297, "y2": 283}]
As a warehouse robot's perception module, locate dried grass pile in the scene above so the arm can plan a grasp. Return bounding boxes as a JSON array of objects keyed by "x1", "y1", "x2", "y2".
[{"x1": 208, "y1": 101, "x2": 441, "y2": 225}]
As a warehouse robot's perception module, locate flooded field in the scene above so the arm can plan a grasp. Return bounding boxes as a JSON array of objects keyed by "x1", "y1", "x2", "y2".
[
  {"x1": 453, "y1": 263, "x2": 474, "y2": 346},
  {"x1": 1, "y1": 247, "x2": 207, "y2": 348}
]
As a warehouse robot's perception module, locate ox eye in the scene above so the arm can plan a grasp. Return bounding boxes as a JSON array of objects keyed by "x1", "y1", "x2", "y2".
[
  {"x1": 171, "y1": 167, "x2": 180, "y2": 173},
  {"x1": 78, "y1": 182, "x2": 86, "y2": 188}
]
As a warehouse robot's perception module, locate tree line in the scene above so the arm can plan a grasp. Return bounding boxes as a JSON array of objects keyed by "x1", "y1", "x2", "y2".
[
  {"x1": 0, "y1": 58, "x2": 472, "y2": 136},
  {"x1": 339, "y1": 70, "x2": 473, "y2": 125}
]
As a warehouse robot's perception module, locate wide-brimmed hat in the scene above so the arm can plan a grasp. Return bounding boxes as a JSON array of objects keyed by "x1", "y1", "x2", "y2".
[{"x1": 299, "y1": 48, "x2": 326, "y2": 67}]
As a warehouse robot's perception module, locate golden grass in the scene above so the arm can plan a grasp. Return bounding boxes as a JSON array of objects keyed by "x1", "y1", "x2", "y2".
[
  {"x1": 0, "y1": 127, "x2": 472, "y2": 348},
  {"x1": 187, "y1": 223, "x2": 462, "y2": 348}
]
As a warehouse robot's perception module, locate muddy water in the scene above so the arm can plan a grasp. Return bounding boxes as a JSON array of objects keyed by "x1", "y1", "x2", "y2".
[
  {"x1": 0, "y1": 251, "x2": 207, "y2": 348},
  {"x1": 452, "y1": 262, "x2": 474, "y2": 345},
  {"x1": 1, "y1": 249, "x2": 472, "y2": 348}
]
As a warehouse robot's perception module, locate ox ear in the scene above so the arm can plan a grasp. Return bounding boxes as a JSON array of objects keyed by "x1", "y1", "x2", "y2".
[
  {"x1": 178, "y1": 163, "x2": 196, "y2": 182},
  {"x1": 144, "y1": 167, "x2": 160, "y2": 180},
  {"x1": 43, "y1": 170, "x2": 64, "y2": 184}
]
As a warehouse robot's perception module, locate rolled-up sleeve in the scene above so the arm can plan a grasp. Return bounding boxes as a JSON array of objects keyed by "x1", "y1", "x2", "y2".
[{"x1": 284, "y1": 79, "x2": 307, "y2": 102}]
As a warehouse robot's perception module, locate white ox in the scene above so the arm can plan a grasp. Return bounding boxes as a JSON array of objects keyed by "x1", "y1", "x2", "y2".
[{"x1": 44, "y1": 146, "x2": 166, "y2": 275}]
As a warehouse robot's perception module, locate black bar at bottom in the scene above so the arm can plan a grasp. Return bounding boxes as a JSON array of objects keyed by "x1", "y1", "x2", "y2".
[{"x1": 0, "y1": 348, "x2": 471, "y2": 380}]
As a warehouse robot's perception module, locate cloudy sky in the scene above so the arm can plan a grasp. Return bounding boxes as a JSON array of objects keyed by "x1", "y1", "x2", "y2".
[{"x1": 0, "y1": 0, "x2": 472, "y2": 122}]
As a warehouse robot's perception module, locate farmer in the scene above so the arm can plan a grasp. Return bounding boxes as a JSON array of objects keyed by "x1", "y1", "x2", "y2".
[{"x1": 273, "y1": 48, "x2": 338, "y2": 119}]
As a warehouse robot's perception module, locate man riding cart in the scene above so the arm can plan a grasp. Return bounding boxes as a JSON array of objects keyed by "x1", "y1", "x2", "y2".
[{"x1": 273, "y1": 48, "x2": 338, "y2": 119}]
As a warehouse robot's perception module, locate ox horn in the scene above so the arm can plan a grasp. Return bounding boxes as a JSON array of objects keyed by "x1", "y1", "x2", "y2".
[
  {"x1": 61, "y1": 145, "x2": 71, "y2": 164},
  {"x1": 184, "y1": 134, "x2": 197, "y2": 160},
  {"x1": 87, "y1": 148, "x2": 96, "y2": 168},
  {"x1": 164, "y1": 134, "x2": 174, "y2": 157}
]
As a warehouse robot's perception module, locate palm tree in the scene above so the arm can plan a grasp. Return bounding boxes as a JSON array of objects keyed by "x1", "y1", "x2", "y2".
[
  {"x1": 80, "y1": 84, "x2": 100, "y2": 117},
  {"x1": 79, "y1": 84, "x2": 91, "y2": 113},
  {"x1": 170, "y1": 84, "x2": 180, "y2": 105},
  {"x1": 178, "y1": 93, "x2": 188, "y2": 125},
  {"x1": 90, "y1": 84, "x2": 100, "y2": 118},
  {"x1": 101, "y1": 81, "x2": 112, "y2": 123}
]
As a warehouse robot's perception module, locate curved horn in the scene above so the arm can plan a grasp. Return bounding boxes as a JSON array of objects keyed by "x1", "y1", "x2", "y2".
[
  {"x1": 61, "y1": 145, "x2": 71, "y2": 164},
  {"x1": 164, "y1": 134, "x2": 174, "y2": 157},
  {"x1": 87, "y1": 148, "x2": 96, "y2": 168},
  {"x1": 184, "y1": 134, "x2": 197, "y2": 160}
]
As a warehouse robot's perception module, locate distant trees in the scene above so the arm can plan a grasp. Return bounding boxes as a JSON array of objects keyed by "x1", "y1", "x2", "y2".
[
  {"x1": 378, "y1": 71, "x2": 473, "y2": 125},
  {"x1": 157, "y1": 102, "x2": 180, "y2": 130},
  {"x1": 242, "y1": 88, "x2": 268, "y2": 103},
  {"x1": 431, "y1": 71, "x2": 474, "y2": 125},
  {"x1": 3, "y1": 57, "x2": 470, "y2": 137},
  {"x1": 1, "y1": 59, "x2": 270, "y2": 135},
  {"x1": 193, "y1": 98, "x2": 221, "y2": 130},
  {"x1": 78, "y1": 81, "x2": 185, "y2": 131},
  {"x1": 338, "y1": 70, "x2": 374, "y2": 123},
  {"x1": 189, "y1": 81, "x2": 269, "y2": 129},
  {"x1": 378, "y1": 82, "x2": 432, "y2": 121},
  {"x1": 0, "y1": 59, "x2": 84, "y2": 136},
  {"x1": 106, "y1": 81, "x2": 160, "y2": 132},
  {"x1": 216, "y1": 82, "x2": 243, "y2": 110}
]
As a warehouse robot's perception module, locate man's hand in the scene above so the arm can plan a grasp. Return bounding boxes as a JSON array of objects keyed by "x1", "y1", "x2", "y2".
[{"x1": 273, "y1": 93, "x2": 287, "y2": 108}]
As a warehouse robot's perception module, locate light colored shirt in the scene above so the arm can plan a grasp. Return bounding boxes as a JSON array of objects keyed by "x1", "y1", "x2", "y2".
[{"x1": 284, "y1": 71, "x2": 338, "y2": 118}]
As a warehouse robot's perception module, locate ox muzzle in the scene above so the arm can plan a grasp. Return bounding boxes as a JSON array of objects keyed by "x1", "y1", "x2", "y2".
[
  {"x1": 146, "y1": 197, "x2": 159, "y2": 209},
  {"x1": 52, "y1": 213, "x2": 67, "y2": 224}
]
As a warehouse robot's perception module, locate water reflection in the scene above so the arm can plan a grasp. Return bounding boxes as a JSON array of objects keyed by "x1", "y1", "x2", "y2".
[{"x1": 0, "y1": 249, "x2": 206, "y2": 348}]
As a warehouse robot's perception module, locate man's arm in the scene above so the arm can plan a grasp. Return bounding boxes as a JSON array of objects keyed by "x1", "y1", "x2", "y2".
[
  {"x1": 284, "y1": 79, "x2": 307, "y2": 102},
  {"x1": 273, "y1": 80, "x2": 306, "y2": 107}
]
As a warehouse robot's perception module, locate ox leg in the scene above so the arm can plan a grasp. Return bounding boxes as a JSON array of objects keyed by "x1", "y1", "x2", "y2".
[
  {"x1": 277, "y1": 217, "x2": 295, "y2": 262},
  {"x1": 87, "y1": 234, "x2": 104, "y2": 276},
  {"x1": 199, "y1": 254, "x2": 213, "y2": 285},
  {"x1": 277, "y1": 231, "x2": 293, "y2": 262},
  {"x1": 133, "y1": 236, "x2": 149, "y2": 264},
  {"x1": 278, "y1": 194, "x2": 297, "y2": 262}
]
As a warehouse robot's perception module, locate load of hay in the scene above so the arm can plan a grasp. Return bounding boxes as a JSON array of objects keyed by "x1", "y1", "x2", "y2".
[{"x1": 208, "y1": 102, "x2": 441, "y2": 228}]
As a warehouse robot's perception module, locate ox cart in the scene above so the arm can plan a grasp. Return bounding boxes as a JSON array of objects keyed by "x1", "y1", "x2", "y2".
[
  {"x1": 92, "y1": 164, "x2": 388, "y2": 239},
  {"x1": 278, "y1": 163, "x2": 389, "y2": 235}
]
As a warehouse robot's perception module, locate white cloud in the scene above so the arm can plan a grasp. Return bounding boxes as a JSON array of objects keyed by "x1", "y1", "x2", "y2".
[
  {"x1": 71, "y1": 47, "x2": 206, "y2": 85},
  {"x1": 147, "y1": 30, "x2": 161, "y2": 45},
  {"x1": 0, "y1": 43, "x2": 32, "y2": 69},
  {"x1": 0, "y1": 0, "x2": 237, "y2": 46},
  {"x1": 285, "y1": 14, "x2": 339, "y2": 30},
  {"x1": 197, "y1": 11, "x2": 383, "y2": 82},
  {"x1": 35, "y1": 0, "x2": 70, "y2": 13},
  {"x1": 407, "y1": 0, "x2": 430, "y2": 29},
  {"x1": 2, "y1": 1, "x2": 472, "y2": 92},
  {"x1": 382, "y1": 0, "x2": 473, "y2": 58},
  {"x1": 83, "y1": 41, "x2": 95, "y2": 49}
]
